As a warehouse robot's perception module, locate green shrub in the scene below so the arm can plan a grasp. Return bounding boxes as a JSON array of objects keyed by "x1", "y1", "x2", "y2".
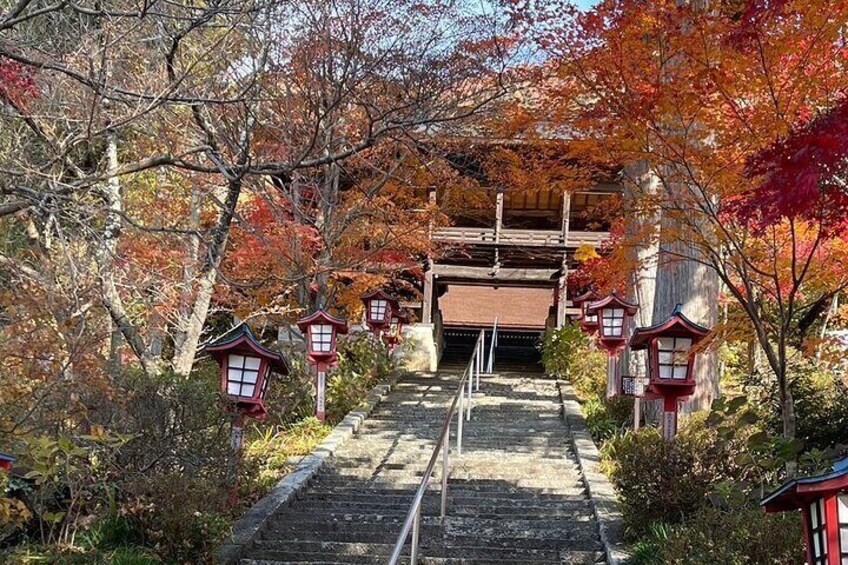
[
  {"x1": 121, "y1": 473, "x2": 230, "y2": 564},
  {"x1": 540, "y1": 323, "x2": 588, "y2": 379},
  {"x1": 658, "y1": 505, "x2": 803, "y2": 564},
  {"x1": 241, "y1": 417, "x2": 331, "y2": 497},
  {"x1": 601, "y1": 418, "x2": 754, "y2": 539},
  {"x1": 327, "y1": 333, "x2": 394, "y2": 421},
  {"x1": 541, "y1": 324, "x2": 632, "y2": 440}
]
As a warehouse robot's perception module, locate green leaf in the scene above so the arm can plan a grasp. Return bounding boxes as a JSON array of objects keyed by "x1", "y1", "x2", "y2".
[
  {"x1": 726, "y1": 396, "x2": 747, "y2": 414},
  {"x1": 747, "y1": 431, "x2": 771, "y2": 449},
  {"x1": 737, "y1": 411, "x2": 759, "y2": 426},
  {"x1": 42, "y1": 511, "x2": 65, "y2": 523}
]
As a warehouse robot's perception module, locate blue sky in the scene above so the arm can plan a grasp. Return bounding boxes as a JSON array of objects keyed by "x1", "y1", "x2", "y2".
[{"x1": 575, "y1": 0, "x2": 597, "y2": 8}]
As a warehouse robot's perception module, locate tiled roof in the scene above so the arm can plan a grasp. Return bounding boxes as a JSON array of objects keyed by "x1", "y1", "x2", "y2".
[{"x1": 440, "y1": 285, "x2": 552, "y2": 329}]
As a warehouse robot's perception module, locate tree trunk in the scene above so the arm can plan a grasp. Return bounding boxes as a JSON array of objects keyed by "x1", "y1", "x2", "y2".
[
  {"x1": 621, "y1": 161, "x2": 661, "y2": 423},
  {"x1": 97, "y1": 130, "x2": 160, "y2": 377},
  {"x1": 781, "y1": 376, "x2": 798, "y2": 477},
  {"x1": 622, "y1": 160, "x2": 660, "y2": 378},
  {"x1": 171, "y1": 178, "x2": 242, "y2": 377},
  {"x1": 653, "y1": 226, "x2": 720, "y2": 414}
]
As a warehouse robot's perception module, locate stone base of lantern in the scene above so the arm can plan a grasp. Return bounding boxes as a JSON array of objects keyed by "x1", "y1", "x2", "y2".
[{"x1": 396, "y1": 323, "x2": 441, "y2": 372}]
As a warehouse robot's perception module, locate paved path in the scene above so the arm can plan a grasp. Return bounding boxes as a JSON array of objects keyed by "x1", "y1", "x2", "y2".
[{"x1": 240, "y1": 354, "x2": 605, "y2": 564}]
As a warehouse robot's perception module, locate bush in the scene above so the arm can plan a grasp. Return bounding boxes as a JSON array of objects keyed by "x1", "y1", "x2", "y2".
[
  {"x1": 121, "y1": 474, "x2": 230, "y2": 564},
  {"x1": 541, "y1": 324, "x2": 632, "y2": 440},
  {"x1": 540, "y1": 323, "x2": 588, "y2": 379},
  {"x1": 327, "y1": 333, "x2": 394, "y2": 421},
  {"x1": 601, "y1": 415, "x2": 757, "y2": 539},
  {"x1": 658, "y1": 505, "x2": 803, "y2": 564},
  {"x1": 2, "y1": 328, "x2": 399, "y2": 563},
  {"x1": 241, "y1": 417, "x2": 331, "y2": 497}
]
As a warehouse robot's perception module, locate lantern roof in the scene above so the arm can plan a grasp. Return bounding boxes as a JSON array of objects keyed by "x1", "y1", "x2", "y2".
[
  {"x1": 361, "y1": 289, "x2": 399, "y2": 307},
  {"x1": 585, "y1": 292, "x2": 639, "y2": 316},
  {"x1": 296, "y1": 309, "x2": 349, "y2": 334},
  {"x1": 205, "y1": 324, "x2": 289, "y2": 374},
  {"x1": 572, "y1": 289, "x2": 600, "y2": 307},
  {"x1": 629, "y1": 304, "x2": 710, "y2": 350},
  {"x1": 762, "y1": 457, "x2": 848, "y2": 512}
]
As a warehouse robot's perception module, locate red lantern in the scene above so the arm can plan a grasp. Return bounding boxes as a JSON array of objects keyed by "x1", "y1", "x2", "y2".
[
  {"x1": 361, "y1": 290, "x2": 399, "y2": 337},
  {"x1": 383, "y1": 308, "x2": 408, "y2": 352},
  {"x1": 206, "y1": 324, "x2": 289, "y2": 421},
  {"x1": 585, "y1": 292, "x2": 639, "y2": 352},
  {"x1": 629, "y1": 304, "x2": 710, "y2": 439},
  {"x1": 297, "y1": 310, "x2": 349, "y2": 421},
  {"x1": 762, "y1": 457, "x2": 848, "y2": 565},
  {"x1": 586, "y1": 293, "x2": 639, "y2": 398},
  {"x1": 572, "y1": 290, "x2": 600, "y2": 334},
  {"x1": 0, "y1": 452, "x2": 15, "y2": 471}
]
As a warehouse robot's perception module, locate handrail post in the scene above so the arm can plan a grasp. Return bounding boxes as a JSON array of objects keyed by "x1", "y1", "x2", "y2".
[
  {"x1": 466, "y1": 363, "x2": 472, "y2": 421},
  {"x1": 469, "y1": 350, "x2": 475, "y2": 395},
  {"x1": 410, "y1": 505, "x2": 421, "y2": 564},
  {"x1": 440, "y1": 433, "x2": 449, "y2": 521},
  {"x1": 487, "y1": 318, "x2": 497, "y2": 375},
  {"x1": 457, "y1": 386, "x2": 463, "y2": 456},
  {"x1": 477, "y1": 337, "x2": 483, "y2": 374}
]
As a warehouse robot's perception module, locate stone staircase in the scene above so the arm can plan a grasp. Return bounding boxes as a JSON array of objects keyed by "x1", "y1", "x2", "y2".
[{"x1": 241, "y1": 354, "x2": 605, "y2": 565}]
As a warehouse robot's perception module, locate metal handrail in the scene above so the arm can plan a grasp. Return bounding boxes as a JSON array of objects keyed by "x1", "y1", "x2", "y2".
[
  {"x1": 387, "y1": 328, "x2": 487, "y2": 564},
  {"x1": 486, "y1": 316, "x2": 498, "y2": 375}
]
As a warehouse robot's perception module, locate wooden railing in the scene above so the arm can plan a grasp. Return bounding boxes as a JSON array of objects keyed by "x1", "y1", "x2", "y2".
[{"x1": 432, "y1": 226, "x2": 608, "y2": 248}]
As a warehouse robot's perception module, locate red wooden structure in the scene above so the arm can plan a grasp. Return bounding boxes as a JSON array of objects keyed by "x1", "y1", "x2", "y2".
[
  {"x1": 762, "y1": 457, "x2": 848, "y2": 565},
  {"x1": 297, "y1": 310, "x2": 349, "y2": 422},
  {"x1": 206, "y1": 324, "x2": 289, "y2": 421},
  {"x1": 572, "y1": 290, "x2": 600, "y2": 334},
  {"x1": 206, "y1": 324, "x2": 289, "y2": 504},
  {"x1": 586, "y1": 293, "x2": 638, "y2": 398},
  {"x1": 629, "y1": 304, "x2": 710, "y2": 439},
  {"x1": 361, "y1": 290, "x2": 399, "y2": 338},
  {"x1": 383, "y1": 309, "x2": 409, "y2": 352},
  {"x1": 0, "y1": 452, "x2": 15, "y2": 471}
]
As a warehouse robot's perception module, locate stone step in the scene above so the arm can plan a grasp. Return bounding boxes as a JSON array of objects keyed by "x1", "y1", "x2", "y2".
[
  {"x1": 286, "y1": 499, "x2": 593, "y2": 518},
  {"x1": 303, "y1": 481, "x2": 587, "y2": 497},
  {"x1": 241, "y1": 556, "x2": 597, "y2": 565},
  {"x1": 258, "y1": 525, "x2": 602, "y2": 551},
  {"x1": 326, "y1": 451, "x2": 575, "y2": 467},
  {"x1": 241, "y1": 551, "x2": 568, "y2": 565},
  {"x1": 250, "y1": 540, "x2": 579, "y2": 560},
  {"x1": 241, "y1": 368, "x2": 603, "y2": 565},
  {"x1": 265, "y1": 515, "x2": 599, "y2": 540},
  {"x1": 307, "y1": 479, "x2": 587, "y2": 496}
]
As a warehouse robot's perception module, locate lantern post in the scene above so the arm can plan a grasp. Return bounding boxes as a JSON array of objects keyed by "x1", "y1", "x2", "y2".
[
  {"x1": 585, "y1": 293, "x2": 639, "y2": 399},
  {"x1": 361, "y1": 290, "x2": 398, "y2": 341},
  {"x1": 297, "y1": 310, "x2": 348, "y2": 422},
  {"x1": 383, "y1": 309, "x2": 408, "y2": 353},
  {"x1": 572, "y1": 290, "x2": 601, "y2": 335},
  {"x1": 629, "y1": 304, "x2": 710, "y2": 440},
  {"x1": 762, "y1": 457, "x2": 848, "y2": 565},
  {"x1": 206, "y1": 325, "x2": 289, "y2": 505},
  {"x1": 0, "y1": 452, "x2": 15, "y2": 471}
]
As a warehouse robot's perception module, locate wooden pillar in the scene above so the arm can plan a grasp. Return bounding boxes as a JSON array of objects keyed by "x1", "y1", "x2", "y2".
[
  {"x1": 561, "y1": 192, "x2": 571, "y2": 245},
  {"x1": 422, "y1": 266, "x2": 434, "y2": 324},
  {"x1": 556, "y1": 252, "x2": 568, "y2": 328},
  {"x1": 495, "y1": 191, "x2": 504, "y2": 240},
  {"x1": 494, "y1": 191, "x2": 504, "y2": 272}
]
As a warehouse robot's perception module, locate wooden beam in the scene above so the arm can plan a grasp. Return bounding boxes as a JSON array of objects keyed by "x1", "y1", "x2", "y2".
[{"x1": 432, "y1": 263, "x2": 559, "y2": 282}]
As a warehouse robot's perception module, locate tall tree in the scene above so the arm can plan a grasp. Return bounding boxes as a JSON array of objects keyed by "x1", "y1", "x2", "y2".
[
  {"x1": 513, "y1": 0, "x2": 848, "y2": 449},
  {"x1": 0, "y1": 0, "x2": 514, "y2": 379}
]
